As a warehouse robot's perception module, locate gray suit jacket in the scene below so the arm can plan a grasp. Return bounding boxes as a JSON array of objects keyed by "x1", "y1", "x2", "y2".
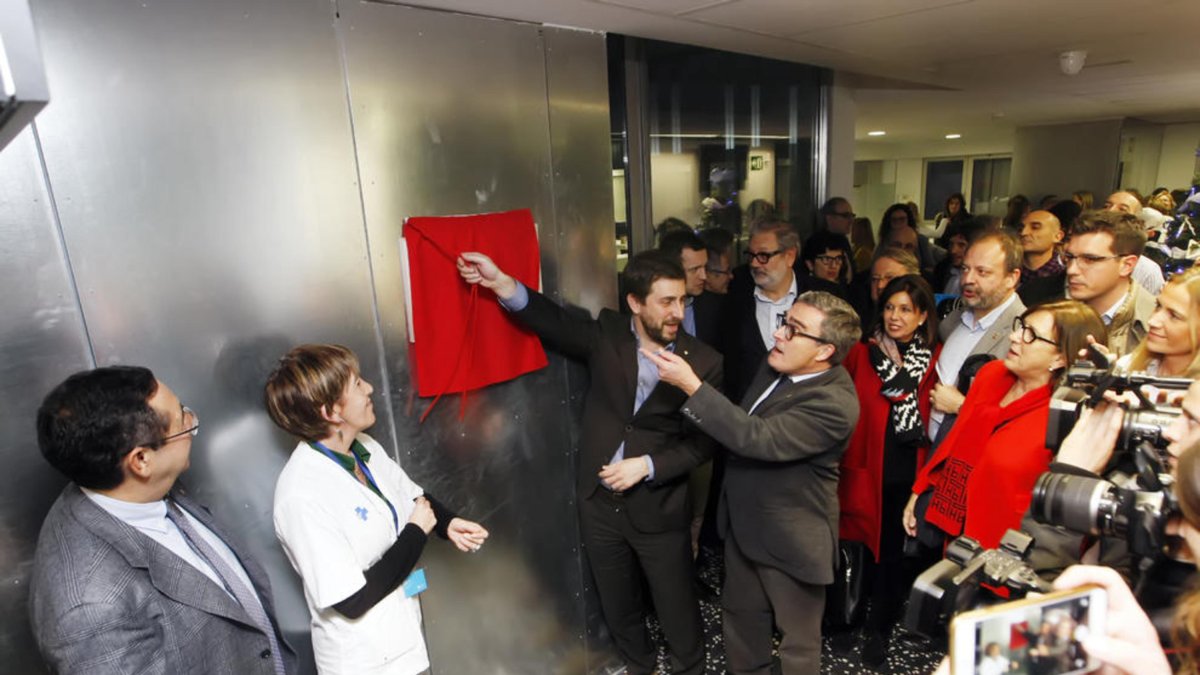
[
  {"x1": 29, "y1": 484, "x2": 297, "y2": 675},
  {"x1": 680, "y1": 364, "x2": 860, "y2": 585},
  {"x1": 938, "y1": 294, "x2": 1027, "y2": 364}
]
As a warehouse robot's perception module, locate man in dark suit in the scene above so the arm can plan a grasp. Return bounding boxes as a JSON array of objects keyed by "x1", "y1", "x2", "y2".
[
  {"x1": 659, "y1": 229, "x2": 721, "y2": 346},
  {"x1": 458, "y1": 250, "x2": 722, "y2": 675},
  {"x1": 646, "y1": 290, "x2": 862, "y2": 674},
  {"x1": 29, "y1": 366, "x2": 295, "y2": 675}
]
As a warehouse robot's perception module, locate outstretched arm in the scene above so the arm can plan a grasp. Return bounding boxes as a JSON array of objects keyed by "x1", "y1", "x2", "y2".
[{"x1": 457, "y1": 252, "x2": 519, "y2": 301}]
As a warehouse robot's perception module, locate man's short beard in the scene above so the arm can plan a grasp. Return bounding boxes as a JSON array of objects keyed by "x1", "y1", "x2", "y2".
[{"x1": 640, "y1": 315, "x2": 678, "y2": 345}]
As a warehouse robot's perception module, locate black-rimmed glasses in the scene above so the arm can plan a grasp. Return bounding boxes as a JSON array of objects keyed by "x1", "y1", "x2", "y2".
[
  {"x1": 1012, "y1": 317, "x2": 1057, "y2": 347},
  {"x1": 745, "y1": 249, "x2": 784, "y2": 265},
  {"x1": 160, "y1": 406, "x2": 200, "y2": 444},
  {"x1": 777, "y1": 313, "x2": 829, "y2": 343},
  {"x1": 814, "y1": 254, "x2": 844, "y2": 266}
]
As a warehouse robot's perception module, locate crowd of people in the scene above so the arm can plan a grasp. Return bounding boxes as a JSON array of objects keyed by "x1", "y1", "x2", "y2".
[{"x1": 20, "y1": 183, "x2": 1200, "y2": 675}]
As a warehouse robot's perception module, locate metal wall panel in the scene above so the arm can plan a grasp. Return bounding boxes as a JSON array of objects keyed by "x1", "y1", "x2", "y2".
[
  {"x1": 27, "y1": 0, "x2": 389, "y2": 669},
  {"x1": 0, "y1": 127, "x2": 94, "y2": 672},
  {"x1": 2, "y1": 1, "x2": 618, "y2": 672},
  {"x1": 339, "y1": 4, "x2": 616, "y2": 672}
]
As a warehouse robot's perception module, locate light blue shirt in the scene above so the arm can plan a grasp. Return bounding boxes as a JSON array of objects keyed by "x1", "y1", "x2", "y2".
[
  {"x1": 929, "y1": 292, "x2": 1018, "y2": 438},
  {"x1": 682, "y1": 296, "x2": 696, "y2": 336},
  {"x1": 500, "y1": 282, "x2": 658, "y2": 483},
  {"x1": 753, "y1": 272, "x2": 797, "y2": 350},
  {"x1": 82, "y1": 488, "x2": 263, "y2": 609}
]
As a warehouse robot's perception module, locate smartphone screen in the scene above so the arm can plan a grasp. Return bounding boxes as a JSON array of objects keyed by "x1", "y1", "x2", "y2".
[{"x1": 951, "y1": 587, "x2": 1104, "y2": 675}]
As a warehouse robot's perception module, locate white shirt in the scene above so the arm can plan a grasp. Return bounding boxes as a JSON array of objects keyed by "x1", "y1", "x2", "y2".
[
  {"x1": 929, "y1": 292, "x2": 1018, "y2": 437},
  {"x1": 82, "y1": 488, "x2": 262, "y2": 609},
  {"x1": 753, "y1": 272, "x2": 798, "y2": 351},
  {"x1": 748, "y1": 371, "x2": 823, "y2": 414},
  {"x1": 1133, "y1": 255, "x2": 1164, "y2": 295},
  {"x1": 274, "y1": 433, "x2": 429, "y2": 675}
]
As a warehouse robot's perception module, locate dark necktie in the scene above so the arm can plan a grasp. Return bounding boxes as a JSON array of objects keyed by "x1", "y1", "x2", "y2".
[{"x1": 166, "y1": 500, "x2": 287, "y2": 675}]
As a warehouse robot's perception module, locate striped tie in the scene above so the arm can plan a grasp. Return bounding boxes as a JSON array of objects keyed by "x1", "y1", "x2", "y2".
[{"x1": 166, "y1": 500, "x2": 287, "y2": 675}]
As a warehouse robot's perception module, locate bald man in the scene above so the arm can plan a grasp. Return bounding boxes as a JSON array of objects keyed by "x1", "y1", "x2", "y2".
[
  {"x1": 1104, "y1": 192, "x2": 1164, "y2": 295},
  {"x1": 1016, "y1": 210, "x2": 1066, "y2": 306}
]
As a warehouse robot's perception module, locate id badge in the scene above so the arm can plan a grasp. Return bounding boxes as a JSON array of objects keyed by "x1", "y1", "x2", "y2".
[{"x1": 402, "y1": 568, "x2": 427, "y2": 597}]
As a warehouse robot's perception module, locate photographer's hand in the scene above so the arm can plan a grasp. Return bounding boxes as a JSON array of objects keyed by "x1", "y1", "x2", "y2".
[
  {"x1": 1053, "y1": 401, "x2": 1125, "y2": 474},
  {"x1": 1052, "y1": 565, "x2": 1171, "y2": 675}
]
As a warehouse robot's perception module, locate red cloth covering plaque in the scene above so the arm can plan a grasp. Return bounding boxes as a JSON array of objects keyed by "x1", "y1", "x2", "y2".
[{"x1": 403, "y1": 209, "x2": 547, "y2": 410}]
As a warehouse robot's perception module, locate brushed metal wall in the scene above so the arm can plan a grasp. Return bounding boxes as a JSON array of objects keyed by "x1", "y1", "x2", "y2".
[
  {"x1": 2, "y1": 0, "x2": 616, "y2": 672},
  {"x1": 0, "y1": 127, "x2": 94, "y2": 673}
]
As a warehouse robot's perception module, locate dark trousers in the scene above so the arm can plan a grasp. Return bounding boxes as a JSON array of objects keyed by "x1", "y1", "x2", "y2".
[
  {"x1": 579, "y1": 489, "x2": 703, "y2": 675},
  {"x1": 723, "y1": 530, "x2": 825, "y2": 675}
]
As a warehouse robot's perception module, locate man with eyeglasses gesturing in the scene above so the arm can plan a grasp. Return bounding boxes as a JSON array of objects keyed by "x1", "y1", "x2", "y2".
[
  {"x1": 29, "y1": 367, "x2": 295, "y2": 674},
  {"x1": 1063, "y1": 210, "x2": 1156, "y2": 358},
  {"x1": 645, "y1": 290, "x2": 861, "y2": 674}
]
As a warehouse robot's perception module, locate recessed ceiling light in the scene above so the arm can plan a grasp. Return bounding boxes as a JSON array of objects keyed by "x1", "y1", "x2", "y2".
[
  {"x1": 867, "y1": 130, "x2": 886, "y2": 137},
  {"x1": 945, "y1": 133, "x2": 962, "y2": 139}
]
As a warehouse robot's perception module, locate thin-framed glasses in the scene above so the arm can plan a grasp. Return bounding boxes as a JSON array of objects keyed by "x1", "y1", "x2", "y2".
[
  {"x1": 1062, "y1": 252, "x2": 1123, "y2": 268},
  {"x1": 1012, "y1": 317, "x2": 1057, "y2": 347},
  {"x1": 745, "y1": 249, "x2": 784, "y2": 265},
  {"x1": 777, "y1": 313, "x2": 829, "y2": 343},
  {"x1": 160, "y1": 406, "x2": 200, "y2": 444}
]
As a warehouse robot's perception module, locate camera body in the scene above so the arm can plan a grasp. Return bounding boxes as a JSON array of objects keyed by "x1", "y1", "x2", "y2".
[
  {"x1": 1046, "y1": 360, "x2": 1188, "y2": 453},
  {"x1": 906, "y1": 530, "x2": 1050, "y2": 638}
]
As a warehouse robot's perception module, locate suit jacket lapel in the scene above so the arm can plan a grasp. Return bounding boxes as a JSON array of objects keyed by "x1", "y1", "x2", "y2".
[
  {"x1": 67, "y1": 486, "x2": 254, "y2": 629},
  {"x1": 616, "y1": 322, "x2": 639, "y2": 413},
  {"x1": 740, "y1": 363, "x2": 781, "y2": 411}
]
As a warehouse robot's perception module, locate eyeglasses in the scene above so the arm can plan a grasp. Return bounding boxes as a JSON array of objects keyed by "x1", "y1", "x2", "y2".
[
  {"x1": 160, "y1": 406, "x2": 200, "y2": 445},
  {"x1": 1063, "y1": 252, "x2": 1124, "y2": 268},
  {"x1": 814, "y1": 254, "x2": 844, "y2": 266},
  {"x1": 705, "y1": 266, "x2": 732, "y2": 277},
  {"x1": 745, "y1": 249, "x2": 785, "y2": 265},
  {"x1": 777, "y1": 313, "x2": 829, "y2": 343},
  {"x1": 1012, "y1": 317, "x2": 1057, "y2": 347},
  {"x1": 831, "y1": 211, "x2": 856, "y2": 219}
]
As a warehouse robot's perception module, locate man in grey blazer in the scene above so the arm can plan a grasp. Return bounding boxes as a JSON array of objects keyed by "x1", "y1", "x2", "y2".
[
  {"x1": 29, "y1": 366, "x2": 295, "y2": 674},
  {"x1": 929, "y1": 230, "x2": 1027, "y2": 444},
  {"x1": 645, "y1": 291, "x2": 862, "y2": 674}
]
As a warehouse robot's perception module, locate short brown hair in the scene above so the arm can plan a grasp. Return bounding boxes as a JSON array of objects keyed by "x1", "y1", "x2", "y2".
[
  {"x1": 871, "y1": 247, "x2": 920, "y2": 274},
  {"x1": 970, "y1": 230, "x2": 1023, "y2": 274},
  {"x1": 264, "y1": 344, "x2": 360, "y2": 441},
  {"x1": 796, "y1": 291, "x2": 862, "y2": 366},
  {"x1": 1024, "y1": 300, "x2": 1106, "y2": 386},
  {"x1": 1068, "y1": 209, "x2": 1147, "y2": 256}
]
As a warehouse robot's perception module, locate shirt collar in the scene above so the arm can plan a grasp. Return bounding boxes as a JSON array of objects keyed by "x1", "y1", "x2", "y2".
[
  {"x1": 308, "y1": 439, "x2": 371, "y2": 473},
  {"x1": 629, "y1": 317, "x2": 676, "y2": 353},
  {"x1": 753, "y1": 270, "x2": 798, "y2": 304},
  {"x1": 961, "y1": 292, "x2": 1017, "y2": 332},
  {"x1": 80, "y1": 487, "x2": 171, "y2": 534},
  {"x1": 1101, "y1": 288, "x2": 1131, "y2": 326}
]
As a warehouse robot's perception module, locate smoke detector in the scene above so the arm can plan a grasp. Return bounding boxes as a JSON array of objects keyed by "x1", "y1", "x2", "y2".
[{"x1": 1059, "y1": 50, "x2": 1087, "y2": 76}]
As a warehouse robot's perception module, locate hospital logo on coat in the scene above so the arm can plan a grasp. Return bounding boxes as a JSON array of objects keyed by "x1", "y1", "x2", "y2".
[{"x1": 355, "y1": 506, "x2": 368, "y2": 521}]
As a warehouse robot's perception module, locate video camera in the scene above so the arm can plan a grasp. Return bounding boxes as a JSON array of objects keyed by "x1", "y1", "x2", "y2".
[{"x1": 1045, "y1": 346, "x2": 1190, "y2": 455}]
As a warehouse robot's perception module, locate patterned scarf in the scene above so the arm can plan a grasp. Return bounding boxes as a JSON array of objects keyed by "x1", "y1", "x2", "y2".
[{"x1": 868, "y1": 330, "x2": 933, "y2": 443}]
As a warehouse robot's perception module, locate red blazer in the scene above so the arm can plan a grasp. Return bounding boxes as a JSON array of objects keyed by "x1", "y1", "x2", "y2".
[
  {"x1": 911, "y1": 360, "x2": 1052, "y2": 548},
  {"x1": 838, "y1": 341, "x2": 940, "y2": 561}
]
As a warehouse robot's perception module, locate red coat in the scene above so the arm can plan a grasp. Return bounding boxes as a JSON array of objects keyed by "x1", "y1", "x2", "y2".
[
  {"x1": 839, "y1": 341, "x2": 940, "y2": 561},
  {"x1": 911, "y1": 360, "x2": 1052, "y2": 549}
]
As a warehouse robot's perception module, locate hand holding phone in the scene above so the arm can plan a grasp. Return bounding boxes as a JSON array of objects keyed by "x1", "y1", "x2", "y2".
[
  {"x1": 1051, "y1": 565, "x2": 1171, "y2": 675},
  {"x1": 949, "y1": 585, "x2": 1106, "y2": 675}
]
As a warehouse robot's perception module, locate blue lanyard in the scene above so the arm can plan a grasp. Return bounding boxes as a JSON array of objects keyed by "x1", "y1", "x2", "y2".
[{"x1": 311, "y1": 441, "x2": 399, "y2": 536}]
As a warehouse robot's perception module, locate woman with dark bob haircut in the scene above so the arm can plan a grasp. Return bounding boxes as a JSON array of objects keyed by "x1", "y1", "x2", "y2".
[
  {"x1": 838, "y1": 275, "x2": 941, "y2": 664},
  {"x1": 266, "y1": 344, "x2": 488, "y2": 675},
  {"x1": 905, "y1": 300, "x2": 1106, "y2": 552}
]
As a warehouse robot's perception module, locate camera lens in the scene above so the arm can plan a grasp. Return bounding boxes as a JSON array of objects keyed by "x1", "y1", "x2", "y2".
[{"x1": 1032, "y1": 472, "x2": 1115, "y2": 535}]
